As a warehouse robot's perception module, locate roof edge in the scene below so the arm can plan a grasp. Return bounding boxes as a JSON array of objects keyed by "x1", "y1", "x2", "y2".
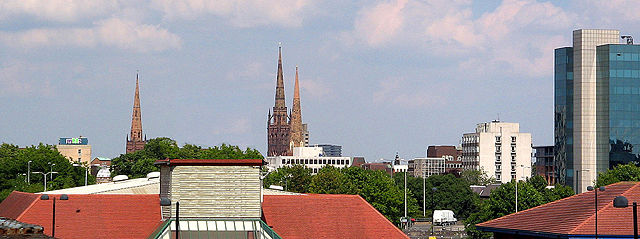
[
  {"x1": 476, "y1": 225, "x2": 569, "y2": 238},
  {"x1": 155, "y1": 159, "x2": 265, "y2": 166},
  {"x1": 13, "y1": 191, "x2": 39, "y2": 221},
  {"x1": 355, "y1": 194, "x2": 409, "y2": 239}
]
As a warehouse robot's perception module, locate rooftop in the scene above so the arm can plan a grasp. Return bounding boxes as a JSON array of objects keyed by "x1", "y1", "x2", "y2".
[
  {"x1": 155, "y1": 158, "x2": 264, "y2": 166},
  {"x1": 477, "y1": 181, "x2": 640, "y2": 237},
  {"x1": 262, "y1": 194, "x2": 409, "y2": 239},
  {"x1": 0, "y1": 192, "x2": 162, "y2": 238},
  {"x1": 42, "y1": 177, "x2": 159, "y2": 195}
]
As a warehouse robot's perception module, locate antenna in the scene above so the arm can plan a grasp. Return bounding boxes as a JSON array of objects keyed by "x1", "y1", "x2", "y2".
[
  {"x1": 622, "y1": 36, "x2": 633, "y2": 45},
  {"x1": 278, "y1": 42, "x2": 282, "y2": 47}
]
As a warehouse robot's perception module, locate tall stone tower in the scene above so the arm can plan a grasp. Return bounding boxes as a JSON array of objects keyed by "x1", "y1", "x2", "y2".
[
  {"x1": 126, "y1": 74, "x2": 147, "y2": 153},
  {"x1": 267, "y1": 47, "x2": 292, "y2": 156},
  {"x1": 289, "y1": 66, "x2": 304, "y2": 148}
]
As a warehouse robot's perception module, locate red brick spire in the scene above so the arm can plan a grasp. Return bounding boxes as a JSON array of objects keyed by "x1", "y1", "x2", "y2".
[
  {"x1": 126, "y1": 73, "x2": 146, "y2": 153},
  {"x1": 290, "y1": 66, "x2": 304, "y2": 147}
]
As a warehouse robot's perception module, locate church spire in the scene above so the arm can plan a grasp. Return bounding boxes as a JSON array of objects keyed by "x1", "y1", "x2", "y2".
[
  {"x1": 290, "y1": 66, "x2": 304, "y2": 147},
  {"x1": 126, "y1": 73, "x2": 146, "y2": 153},
  {"x1": 274, "y1": 46, "x2": 286, "y2": 109}
]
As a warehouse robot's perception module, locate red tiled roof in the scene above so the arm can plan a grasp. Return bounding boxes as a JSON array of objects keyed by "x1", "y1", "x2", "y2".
[
  {"x1": 0, "y1": 192, "x2": 162, "y2": 239},
  {"x1": 0, "y1": 191, "x2": 38, "y2": 219},
  {"x1": 476, "y1": 181, "x2": 640, "y2": 236},
  {"x1": 262, "y1": 194, "x2": 409, "y2": 239},
  {"x1": 155, "y1": 158, "x2": 264, "y2": 166}
]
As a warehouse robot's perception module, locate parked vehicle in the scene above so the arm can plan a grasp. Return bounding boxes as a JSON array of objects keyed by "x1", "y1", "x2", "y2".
[{"x1": 432, "y1": 210, "x2": 457, "y2": 226}]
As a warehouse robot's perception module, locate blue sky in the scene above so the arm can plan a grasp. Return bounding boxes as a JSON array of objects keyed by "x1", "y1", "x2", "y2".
[{"x1": 2, "y1": 0, "x2": 640, "y2": 161}]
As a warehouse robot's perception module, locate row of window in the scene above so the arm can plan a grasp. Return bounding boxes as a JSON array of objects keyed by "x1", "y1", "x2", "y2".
[
  {"x1": 495, "y1": 136, "x2": 517, "y2": 143},
  {"x1": 281, "y1": 158, "x2": 350, "y2": 165}
]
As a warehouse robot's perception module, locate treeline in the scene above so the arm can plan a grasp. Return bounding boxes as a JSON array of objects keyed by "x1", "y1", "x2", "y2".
[
  {"x1": 110, "y1": 137, "x2": 263, "y2": 178},
  {"x1": 0, "y1": 143, "x2": 95, "y2": 201}
]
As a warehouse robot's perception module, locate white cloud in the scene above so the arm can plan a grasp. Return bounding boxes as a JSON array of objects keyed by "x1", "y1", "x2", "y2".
[
  {"x1": 151, "y1": 0, "x2": 313, "y2": 28},
  {"x1": 348, "y1": 0, "x2": 572, "y2": 77},
  {"x1": 0, "y1": 18, "x2": 182, "y2": 52},
  {"x1": 0, "y1": 0, "x2": 120, "y2": 22}
]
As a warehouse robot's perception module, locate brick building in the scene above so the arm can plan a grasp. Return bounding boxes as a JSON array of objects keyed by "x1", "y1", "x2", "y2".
[
  {"x1": 427, "y1": 145, "x2": 463, "y2": 175},
  {"x1": 126, "y1": 74, "x2": 147, "y2": 153}
]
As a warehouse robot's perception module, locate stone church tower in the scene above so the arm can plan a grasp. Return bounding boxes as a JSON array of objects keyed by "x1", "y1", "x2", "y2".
[
  {"x1": 267, "y1": 47, "x2": 292, "y2": 156},
  {"x1": 289, "y1": 66, "x2": 304, "y2": 148},
  {"x1": 126, "y1": 74, "x2": 147, "y2": 153}
]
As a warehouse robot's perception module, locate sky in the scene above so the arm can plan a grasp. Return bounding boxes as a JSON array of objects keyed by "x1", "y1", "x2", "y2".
[{"x1": 2, "y1": 0, "x2": 640, "y2": 162}]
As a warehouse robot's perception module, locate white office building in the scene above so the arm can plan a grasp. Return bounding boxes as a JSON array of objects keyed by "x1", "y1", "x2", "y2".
[
  {"x1": 461, "y1": 121, "x2": 532, "y2": 183},
  {"x1": 266, "y1": 147, "x2": 352, "y2": 174},
  {"x1": 408, "y1": 157, "x2": 446, "y2": 178}
]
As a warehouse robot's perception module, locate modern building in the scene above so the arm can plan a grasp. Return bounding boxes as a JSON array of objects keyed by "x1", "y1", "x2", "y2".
[
  {"x1": 477, "y1": 181, "x2": 640, "y2": 238},
  {"x1": 126, "y1": 74, "x2": 147, "y2": 153},
  {"x1": 461, "y1": 121, "x2": 532, "y2": 183},
  {"x1": 267, "y1": 48, "x2": 309, "y2": 156},
  {"x1": 408, "y1": 157, "x2": 446, "y2": 178},
  {"x1": 56, "y1": 137, "x2": 91, "y2": 164},
  {"x1": 266, "y1": 147, "x2": 352, "y2": 174},
  {"x1": 554, "y1": 29, "x2": 640, "y2": 193},
  {"x1": 427, "y1": 145, "x2": 463, "y2": 175},
  {"x1": 313, "y1": 144, "x2": 342, "y2": 157},
  {"x1": 533, "y1": 146, "x2": 555, "y2": 185}
]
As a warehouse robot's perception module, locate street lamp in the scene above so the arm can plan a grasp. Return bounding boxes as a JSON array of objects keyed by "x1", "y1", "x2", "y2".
[
  {"x1": 613, "y1": 196, "x2": 638, "y2": 239},
  {"x1": 431, "y1": 187, "x2": 437, "y2": 235},
  {"x1": 73, "y1": 164, "x2": 88, "y2": 186},
  {"x1": 587, "y1": 186, "x2": 605, "y2": 239},
  {"x1": 27, "y1": 160, "x2": 32, "y2": 184},
  {"x1": 48, "y1": 163, "x2": 56, "y2": 181},
  {"x1": 515, "y1": 165, "x2": 530, "y2": 213},
  {"x1": 32, "y1": 171, "x2": 58, "y2": 192}
]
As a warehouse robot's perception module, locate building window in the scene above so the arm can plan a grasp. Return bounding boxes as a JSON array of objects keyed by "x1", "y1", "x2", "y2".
[
  {"x1": 511, "y1": 146, "x2": 516, "y2": 152},
  {"x1": 282, "y1": 159, "x2": 285, "y2": 164},
  {"x1": 496, "y1": 146, "x2": 501, "y2": 152},
  {"x1": 495, "y1": 136, "x2": 501, "y2": 142},
  {"x1": 511, "y1": 136, "x2": 516, "y2": 143},
  {"x1": 511, "y1": 155, "x2": 516, "y2": 161},
  {"x1": 496, "y1": 155, "x2": 501, "y2": 161}
]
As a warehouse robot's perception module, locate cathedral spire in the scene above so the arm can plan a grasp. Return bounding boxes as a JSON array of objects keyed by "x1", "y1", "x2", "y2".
[
  {"x1": 274, "y1": 46, "x2": 286, "y2": 109},
  {"x1": 126, "y1": 73, "x2": 146, "y2": 153},
  {"x1": 290, "y1": 66, "x2": 304, "y2": 147}
]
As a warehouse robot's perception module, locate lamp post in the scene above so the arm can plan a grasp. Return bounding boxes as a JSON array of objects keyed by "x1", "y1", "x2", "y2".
[
  {"x1": 27, "y1": 160, "x2": 32, "y2": 184},
  {"x1": 613, "y1": 196, "x2": 638, "y2": 239},
  {"x1": 423, "y1": 170, "x2": 426, "y2": 218},
  {"x1": 587, "y1": 186, "x2": 605, "y2": 239},
  {"x1": 515, "y1": 165, "x2": 530, "y2": 213},
  {"x1": 48, "y1": 163, "x2": 56, "y2": 181},
  {"x1": 73, "y1": 164, "x2": 88, "y2": 186},
  {"x1": 32, "y1": 171, "x2": 58, "y2": 192},
  {"x1": 431, "y1": 187, "x2": 437, "y2": 235}
]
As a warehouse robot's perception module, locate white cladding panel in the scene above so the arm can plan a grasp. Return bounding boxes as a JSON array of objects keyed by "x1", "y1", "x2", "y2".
[{"x1": 170, "y1": 166, "x2": 261, "y2": 218}]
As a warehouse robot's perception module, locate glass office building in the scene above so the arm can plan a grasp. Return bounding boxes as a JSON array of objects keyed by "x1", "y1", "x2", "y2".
[
  {"x1": 554, "y1": 47, "x2": 574, "y2": 187},
  {"x1": 556, "y1": 41, "x2": 640, "y2": 190},
  {"x1": 596, "y1": 44, "x2": 640, "y2": 167}
]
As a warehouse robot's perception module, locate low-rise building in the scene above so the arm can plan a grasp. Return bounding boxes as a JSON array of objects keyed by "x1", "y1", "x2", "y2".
[
  {"x1": 55, "y1": 137, "x2": 91, "y2": 164},
  {"x1": 408, "y1": 157, "x2": 446, "y2": 178},
  {"x1": 427, "y1": 145, "x2": 463, "y2": 175},
  {"x1": 266, "y1": 147, "x2": 352, "y2": 174},
  {"x1": 361, "y1": 162, "x2": 394, "y2": 176},
  {"x1": 533, "y1": 146, "x2": 555, "y2": 185}
]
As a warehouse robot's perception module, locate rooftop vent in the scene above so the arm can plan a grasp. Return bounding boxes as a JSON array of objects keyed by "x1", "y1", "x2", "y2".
[
  {"x1": 113, "y1": 175, "x2": 129, "y2": 182},
  {"x1": 146, "y1": 172, "x2": 160, "y2": 179}
]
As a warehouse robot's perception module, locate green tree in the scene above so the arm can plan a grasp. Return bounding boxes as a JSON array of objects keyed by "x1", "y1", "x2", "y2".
[
  {"x1": 263, "y1": 165, "x2": 312, "y2": 193},
  {"x1": 111, "y1": 138, "x2": 264, "y2": 178},
  {"x1": 461, "y1": 169, "x2": 495, "y2": 186},
  {"x1": 0, "y1": 143, "x2": 95, "y2": 202},
  {"x1": 465, "y1": 177, "x2": 574, "y2": 238},
  {"x1": 309, "y1": 166, "x2": 356, "y2": 194},
  {"x1": 596, "y1": 163, "x2": 640, "y2": 187}
]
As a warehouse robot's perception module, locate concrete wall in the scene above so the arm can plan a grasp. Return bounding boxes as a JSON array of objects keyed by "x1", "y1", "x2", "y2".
[{"x1": 56, "y1": 145, "x2": 92, "y2": 164}]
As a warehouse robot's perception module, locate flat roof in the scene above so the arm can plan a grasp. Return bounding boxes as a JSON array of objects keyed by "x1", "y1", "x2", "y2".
[{"x1": 155, "y1": 158, "x2": 264, "y2": 166}]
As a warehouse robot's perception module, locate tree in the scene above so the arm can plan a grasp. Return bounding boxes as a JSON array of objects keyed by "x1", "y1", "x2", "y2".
[
  {"x1": 596, "y1": 163, "x2": 640, "y2": 187},
  {"x1": 465, "y1": 176, "x2": 574, "y2": 238},
  {"x1": 461, "y1": 169, "x2": 495, "y2": 186},
  {"x1": 111, "y1": 138, "x2": 264, "y2": 178},
  {"x1": 0, "y1": 143, "x2": 95, "y2": 202},
  {"x1": 263, "y1": 165, "x2": 312, "y2": 193}
]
